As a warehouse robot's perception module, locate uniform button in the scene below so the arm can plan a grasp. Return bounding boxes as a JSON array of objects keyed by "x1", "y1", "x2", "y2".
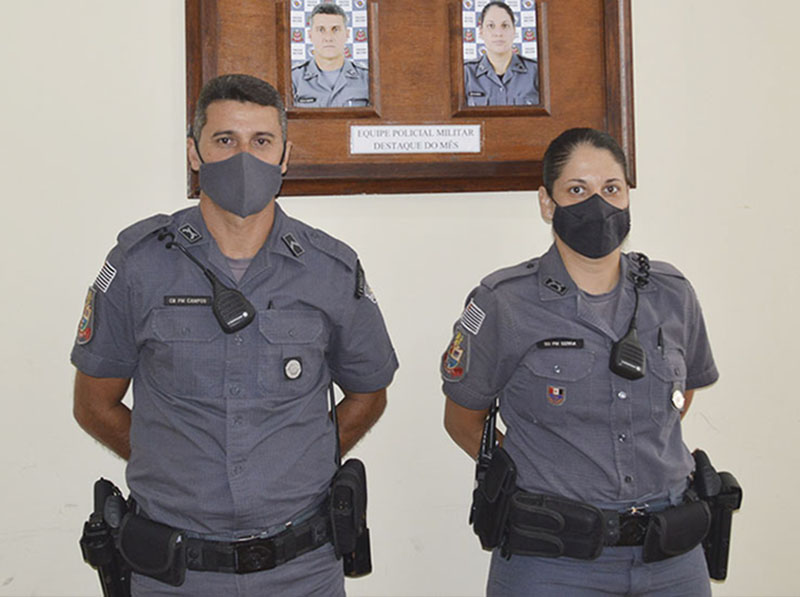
[
  {"x1": 617, "y1": 391, "x2": 628, "y2": 400},
  {"x1": 618, "y1": 434, "x2": 627, "y2": 442},
  {"x1": 288, "y1": 329, "x2": 295, "y2": 338},
  {"x1": 230, "y1": 385, "x2": 241, "y2": 396},
  {"x1": 624, "y1": 475, "x2": 633, "y2": 483},
  {"x1": 233, "y1": 465, "x2": 243, "y2": 475},
  {"x1": 553, "y1": 365, "x2": 562, "y2": 374},
  {"x1": 234, "y1": 334, "x2": 244, "y2": 345},
  {"x1": 234, "y1": 415, "x2": 243, "y2": 425}
]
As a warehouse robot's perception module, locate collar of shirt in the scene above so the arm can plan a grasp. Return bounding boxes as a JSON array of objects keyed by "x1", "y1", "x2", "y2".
[
  {"x1": 303, "y1": 58, "x2": 360, "y2": 81},
  {"x1": 537, "y1": 244, "x2": 658, "y2": 341},
  {"x1": 475, "y1": 53, "x2": 530, "y2": 78},
  {"x1": 171, "y1": 203, "x2": 306, "y2": 286}
]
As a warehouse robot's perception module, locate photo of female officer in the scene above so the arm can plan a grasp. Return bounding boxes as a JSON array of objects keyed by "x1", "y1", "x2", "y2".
[
  {"x1": 464, "y1": 1, "x2": 540, "y2": 106},
  {"x1": 441, "y1": 128, "x2": 718, "y2": 595}
]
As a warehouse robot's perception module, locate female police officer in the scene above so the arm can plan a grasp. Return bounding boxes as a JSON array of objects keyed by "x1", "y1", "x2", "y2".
[
  {"x1": 464, "y1": 1, "x2": 539, "y2": 106},
  {"x1": 441, "y1": 128, "x2": 717, "y2": 595}
]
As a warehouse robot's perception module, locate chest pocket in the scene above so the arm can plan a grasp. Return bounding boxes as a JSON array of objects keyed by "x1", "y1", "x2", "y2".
[
  {"x1": 648, "y1": 348, "x2": 687, "y2": 426},
  {"x1": 257, "y1": 310, "x2": 326, "y2": 399},
  {"x1": 510, "y1": 349, "x2": 596, "y2": 427},
  {"x1": 149, "y1": 309, "x2": 224, "y2": 397}
]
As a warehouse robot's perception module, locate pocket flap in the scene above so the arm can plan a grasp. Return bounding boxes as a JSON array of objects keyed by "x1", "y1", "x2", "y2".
[
  {"x1": 152, "y1": 309, "x2": 221, "y2": 342},
  {"x1": 258, "y1": 310, "x2": 323, "y2": 344},
  {"x1": 650, "y1": 349, "x2": 687, "y2": 382},
  {"x1": 526, "y1": 349, "x2": 595, "y2": 382}
]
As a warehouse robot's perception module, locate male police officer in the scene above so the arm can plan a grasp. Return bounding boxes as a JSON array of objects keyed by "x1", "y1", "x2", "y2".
[
  {"x1": 292, "y1": 3, "x2": 370, "y2": 108},
  {"x1": 72, "y1": 74, "x2": 397, "y2": 596}
]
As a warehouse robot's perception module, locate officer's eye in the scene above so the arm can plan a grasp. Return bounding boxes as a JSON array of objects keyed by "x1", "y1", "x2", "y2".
[
  {"x1": 568, "y1": 185, "x2": 584, "y2": 195},
  {"x1": 501, "y1": 23, "x2": 512, "y2": 30},
  {"x1": 604, "y1": 184, "x2": 620, "y2": 194},
  {"x1": 254, "y1": 138, "x2": 272, "y2": 147},
  {"x1": 216, "y1": 136, "x2": 233, "y2": 146}
]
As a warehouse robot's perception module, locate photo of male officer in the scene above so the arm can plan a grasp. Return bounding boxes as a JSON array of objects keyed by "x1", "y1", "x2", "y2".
[{"x1": 292, "y1": 2, "x2": 370, "y2": 108}]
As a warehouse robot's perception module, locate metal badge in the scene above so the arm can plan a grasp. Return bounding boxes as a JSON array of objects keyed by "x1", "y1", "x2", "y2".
[
  {"x1": 544, "y1": 277, "x2": 568, "y2": 295},
  {"x1": 281, "y1": 233, "x2": 305, "y2": 257},
  {"x1": 671, "y1": 385, "x2": 686, "y2": 411},
  {"x1": 179, "y1": 223, "x2": 203, "y2": 243},
  {"x1": 284, "y1": 358, "x2": 303, "y2": 380}
]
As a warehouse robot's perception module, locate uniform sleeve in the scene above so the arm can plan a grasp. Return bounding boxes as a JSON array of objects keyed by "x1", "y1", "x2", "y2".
[
  {"x1": 327, "y1": 265, "x2": 398, "y2": 393},
  {"x1": 683, "y1": 281, "x2": 719, "y2": 390},
  {"x1": 441, "y1": 285, "x2": 521, "y2": 410},
  {"x1": 70, "y1": 246, "x2": 138, "y2": 379}
]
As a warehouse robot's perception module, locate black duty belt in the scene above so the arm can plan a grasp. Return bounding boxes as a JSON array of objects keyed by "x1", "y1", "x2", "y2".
[
  {"x1": 184, "y1": 508, "x2": 331, "y2": 574},
  {"x1": 503, "y1": 491, "x2": 710, "y2": 562}
]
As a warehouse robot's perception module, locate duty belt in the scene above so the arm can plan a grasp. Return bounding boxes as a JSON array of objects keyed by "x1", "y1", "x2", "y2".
[
  {"x1": 184, "y1": 507, "x2": 331, "y2": 574},
  {"x1": 503, "y1": 491, "x2": 711, "y2": 562}
]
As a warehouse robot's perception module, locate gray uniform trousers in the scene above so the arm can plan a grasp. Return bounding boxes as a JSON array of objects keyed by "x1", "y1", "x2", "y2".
[{"x1": 487, "y1": 544, "x2": 711, "y2": 597}]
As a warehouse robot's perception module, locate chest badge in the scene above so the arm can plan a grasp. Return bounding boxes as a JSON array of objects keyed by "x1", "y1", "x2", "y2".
[
  {"x1": 284, "y1": 357, "x2": 303, "y2": 380},
  {"x1": 547, "y1": 385, "x2": 566, "y2": 406},
  {"x1": 671, "y1": 385, "x2": 686, "y2": 411}
]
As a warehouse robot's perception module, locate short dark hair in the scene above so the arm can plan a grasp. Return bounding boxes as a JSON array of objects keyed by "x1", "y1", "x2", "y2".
[
  {"x1": 480, "y1": 1, "x2": 516, "y2": 26},
  {"x1": 310, "y1": 2, "x2": 347, "y2": 24},
  {"x1": 542, "y1": 128, "x2": 629, "y2": 195},
  {"x1": 191, "y1": 74, "x2": 287, "y2": 142}
]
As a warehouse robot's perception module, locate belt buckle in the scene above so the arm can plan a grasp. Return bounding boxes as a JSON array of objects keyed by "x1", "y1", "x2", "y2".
[
  {"x1": 234, "y1": 536, "x2": 276, "y2": 574},
  {"x1": 618, "y1": 505, "x2": 649, "y2": 545}
]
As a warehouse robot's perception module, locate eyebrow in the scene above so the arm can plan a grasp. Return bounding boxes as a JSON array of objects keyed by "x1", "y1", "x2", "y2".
[
  {"x1": 565, "y1": 177, "x2": 624, "y2": 184},
  {"x1": 211, "y1": 130, "x2": 277, "y2": 138}
]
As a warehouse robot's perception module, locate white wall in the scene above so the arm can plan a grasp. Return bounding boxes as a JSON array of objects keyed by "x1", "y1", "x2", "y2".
[{"x1": 0, "y1": 1, "x2": 797, "y2": 595}]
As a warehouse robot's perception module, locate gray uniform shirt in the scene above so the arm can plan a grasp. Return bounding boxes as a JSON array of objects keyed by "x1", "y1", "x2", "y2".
[
  {"x1": 441, "y1": 244, "x2": 718, "y2": 510},
  {"x1": 292, "y1": 59, "x2": 370, "y2": 108},
  {"x1": 72, "y1": 204, "x2": 398, "y2": 537},
  {"x1": 464, "y1": 53, "x2": 540, "y2": 106}
]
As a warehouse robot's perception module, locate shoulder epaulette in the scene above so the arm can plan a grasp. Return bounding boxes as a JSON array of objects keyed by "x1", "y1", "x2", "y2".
[
  {"x1": 306, "y1": 228, "x2": 357, "y2": 272},
  {"x1": 647, "y1": 259, "x2": 686, "y2": 280},
  {"x1": 481, "y1": 259, "x2": 539, "y2": 290},
  {"x1": 117, "y1": 214, "x2": 173, "y2": 253}
]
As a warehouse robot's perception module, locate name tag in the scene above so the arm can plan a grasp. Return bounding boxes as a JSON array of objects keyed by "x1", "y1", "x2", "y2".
[
  {"x1": 537, "y1": 338, "x2": 584, "y2": 349},
  {"x1": 296, "y1": 97, "x2": 317, "y2": 104},
  {"x1": 468, "y1": 91, "x2": 486, "y2": 97},
  {"x1": 164, "y1": 296, "x2": 212, "y2": 306}
]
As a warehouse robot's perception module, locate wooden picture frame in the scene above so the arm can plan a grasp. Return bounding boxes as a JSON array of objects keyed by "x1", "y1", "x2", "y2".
[{"x1": 186, "y1": 0, "x2": 634, "y2": 196}]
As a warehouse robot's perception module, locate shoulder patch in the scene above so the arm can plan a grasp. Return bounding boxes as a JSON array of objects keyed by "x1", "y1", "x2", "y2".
[
  {"x1": 117, "y1": 214, "x2": 173, "y2": 253},
  {"x1": 482, "y1": 259, "x2": 539, "y2": 290},
  {"x1": 306, "y1": 228, "x2": 357, "y2": 271}
]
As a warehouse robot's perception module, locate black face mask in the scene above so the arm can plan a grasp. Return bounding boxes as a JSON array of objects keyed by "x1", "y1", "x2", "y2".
[{"x1": 552, "y1": 193, "x2": 630, "y2": 258}]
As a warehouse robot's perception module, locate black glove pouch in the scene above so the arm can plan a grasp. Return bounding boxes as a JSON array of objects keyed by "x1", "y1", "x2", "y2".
[
  {"x1": 330, "y1": 458, "x2": 371, "y2": 576},
  {"x1": 642, "y1": 500, "x2": 711, "y2": 563},
  {"x1": 505, "y1": 493, "x2": 604, "y2": 560},
  {"x1": 118, "y1": 514, "x2": 186, "y2": 586},
  {"x1": 471, "y1": 447, "x2": 517, "y2": 550}
]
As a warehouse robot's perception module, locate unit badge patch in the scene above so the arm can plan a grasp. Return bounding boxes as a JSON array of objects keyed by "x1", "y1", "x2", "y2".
[
  {"x1": 76, "y1": 287, "x2": 96, "y2": 345},
  {"x1": 442, "y1": 330, "x2": 469, "y2": 381},
  {"x1": 547, "y1": 385, "x2": 566, "y2": 406},
  {"x1": 459, "y1": 299, "x2": 486, "y2": 335}
]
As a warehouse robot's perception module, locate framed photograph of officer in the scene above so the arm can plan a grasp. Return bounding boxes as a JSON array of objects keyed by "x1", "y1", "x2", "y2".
[
  {"x1": 289, "y1": 0, "x2": 372, "y2": 109},
  {"x1": 458, "y1": 0, "x2": 547, "y2": 113}
]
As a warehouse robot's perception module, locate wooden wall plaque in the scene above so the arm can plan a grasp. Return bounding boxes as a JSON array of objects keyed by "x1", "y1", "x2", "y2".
[{"x1": 186, "y1": 0, "x2": 635, "y2": 196}]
